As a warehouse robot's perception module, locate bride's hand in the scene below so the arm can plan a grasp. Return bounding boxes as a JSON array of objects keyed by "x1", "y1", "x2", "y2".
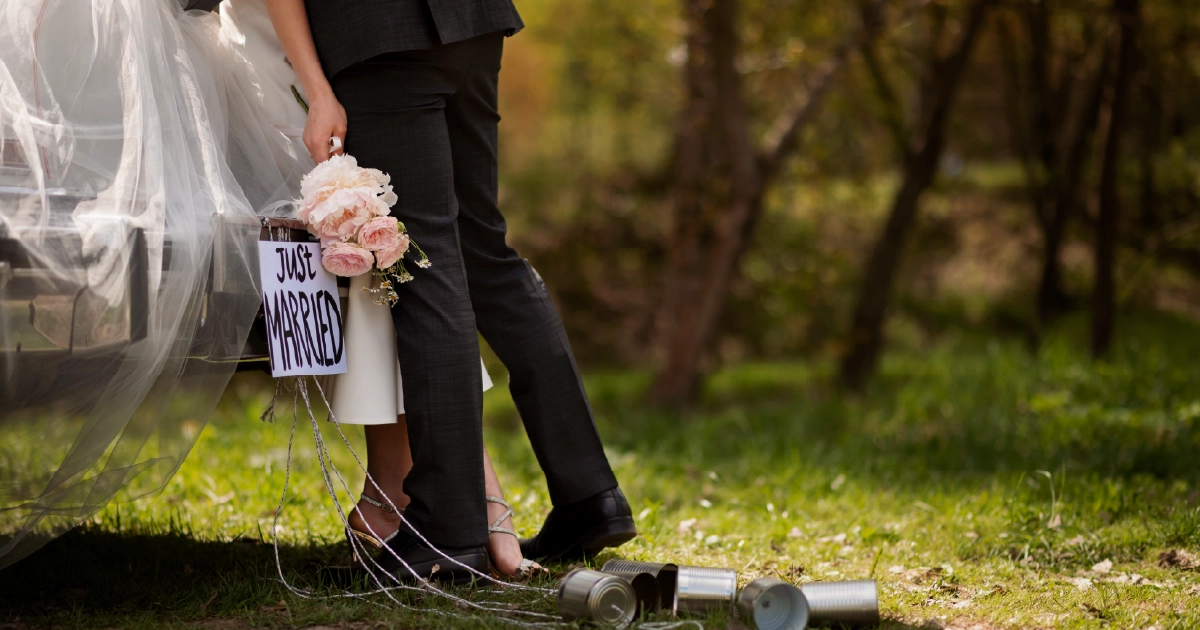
[{"x1": 303, "y1": 91, "x2": 347, "y2": 164}]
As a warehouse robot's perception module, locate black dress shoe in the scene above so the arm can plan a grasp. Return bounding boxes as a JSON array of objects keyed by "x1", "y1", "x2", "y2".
[
  {"x1": 519, "y1": 488, "x2": 637, "y2": 562},
  {"x1": 372, "y1": 528, "x2": 490, "y2": 585}
]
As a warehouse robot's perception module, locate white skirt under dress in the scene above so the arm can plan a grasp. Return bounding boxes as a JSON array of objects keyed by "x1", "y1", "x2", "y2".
[{"x1": 331, "y1": 274, "x2": 493, "y2": 424}]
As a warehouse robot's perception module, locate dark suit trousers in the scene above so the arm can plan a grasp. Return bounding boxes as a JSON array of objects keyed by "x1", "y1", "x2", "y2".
[{"x1": 334, "y1": 33, "x2": 619, "y2": 548}]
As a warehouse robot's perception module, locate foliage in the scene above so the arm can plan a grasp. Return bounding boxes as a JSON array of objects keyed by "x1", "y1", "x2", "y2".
[{"x1": 493, "y1": 0, "x2": 1200, "y2": 374}]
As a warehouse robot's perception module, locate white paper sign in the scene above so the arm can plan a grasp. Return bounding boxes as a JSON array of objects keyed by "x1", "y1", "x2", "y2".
[{"x1": 258, "y1": 241, "x2": 347, "y2": 377}]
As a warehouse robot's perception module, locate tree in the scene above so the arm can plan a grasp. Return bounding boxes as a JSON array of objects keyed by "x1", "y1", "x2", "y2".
[
  {"x1": 995, "y1": 0, "x2": 1112, "y2": 328},
  {"x1": 839, "y1": 0, "x2": 995, "y2": 391},
  {"x1": 1092, "y1": 0, "x2": 1142, "y2": 357},
  {"x1": 649, "y1": 0, "x2": 882, "y2": 406}
]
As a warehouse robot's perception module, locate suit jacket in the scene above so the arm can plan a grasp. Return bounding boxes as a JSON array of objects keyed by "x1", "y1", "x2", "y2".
[{"x1": 304, "y1": 0, "x2": 523, "y2": 78}]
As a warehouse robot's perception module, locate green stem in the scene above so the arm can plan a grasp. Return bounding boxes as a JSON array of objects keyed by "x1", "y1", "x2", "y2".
[{"x1": 291, "y1": 85, "x2": 309, "y2": 114}]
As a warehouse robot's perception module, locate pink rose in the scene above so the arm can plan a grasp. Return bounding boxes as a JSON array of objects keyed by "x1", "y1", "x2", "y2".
[
  {"x1": 374, "y1": 232, "x2": 411, "y2": 270},
  {"x1": 358, "y1": 216, "x2": 401, "y2": 251},
  {"x1": 321, "y1": 242, "x2": 375, "y2": 277},
  {"x1": 302, "y1": 187, "x2": 388, "y2": 243}
]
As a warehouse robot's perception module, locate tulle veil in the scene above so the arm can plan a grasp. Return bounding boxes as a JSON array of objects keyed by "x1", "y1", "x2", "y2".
[{"x1": 0, "y1": 0, "x2": 309, "y2": 568}]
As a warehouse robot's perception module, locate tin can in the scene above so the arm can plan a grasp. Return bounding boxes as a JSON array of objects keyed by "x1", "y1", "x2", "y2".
[
  {"x1": 799, "y1": 579, "x2": 879, "y2": 627},
  {"x1": 675, "y1": 566, "x2": 738, "y2": 614},
  {"x1": 737, "y1": 577, "x2": 809, "y2": 630},
  {"x1": 601, "y1": 559, "x2": 677, "y2": 613},
  {"x1": 557, "y1": 568, "x2": 638, "y2": 627},
  {"x1": 622, "y1": 572, "x2": 662, "y2": 615}
]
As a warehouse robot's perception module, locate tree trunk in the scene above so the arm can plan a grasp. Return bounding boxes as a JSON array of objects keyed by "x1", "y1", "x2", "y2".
[
  {"x1": 1092, "y1": 0, "x2": 1141, "y2": 358},
  {"x1": 996, "y1": 9, "x2": 1067, "y2": 326},
  {"x1": 653, "y1": 0, "x2": 722, "y2": 404},
  {"x1": 652, "y1": 0, "x2": 753, "y2": 404},
  {"x1": 1044, "y1": 47, "x2": 1112, "y2": 321},
  {"x1": 1024, "y1": 0, "x2": 1073, "y2": 325},
  {"x1": 651, "y1": 0, "x2": 868, "y2": 406},
  {"x1": 839, "y1": 0, "x2": 993, "y2": 391}
]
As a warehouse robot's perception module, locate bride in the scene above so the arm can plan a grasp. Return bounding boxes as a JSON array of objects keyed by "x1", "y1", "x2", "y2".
[
  {"x1": 218, "y1": 0, "x2": 536, "y2": 578},
  {"x1": 0, "y1": 0, "x2": 532, "y2": 577}
]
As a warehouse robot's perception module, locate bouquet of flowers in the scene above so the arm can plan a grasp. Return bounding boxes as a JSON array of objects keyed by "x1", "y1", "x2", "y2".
[{"x1": 296, "y1": 154, "x2": 429, "y2": 306}]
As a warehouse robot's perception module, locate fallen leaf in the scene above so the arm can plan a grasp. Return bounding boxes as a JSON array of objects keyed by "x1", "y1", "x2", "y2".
[
  {"x1": 1091, "y1": 559, "x2": 1113, "y2": 574},
  {"x1": 786, "y1": 527, "x2": 804, "y2": 539},
  {"x1": 1067, "y1": 577, "x2": 1093, "y2": 591},
  {"x1": 1065, "y1": 535, "x2": 1088, "y2": 546},
  {"x1": 1158, "y1": 549, "x2": 1200, "y2": 570},
  {"x1": 900, "y1": 567, "x2": 945, "y2": 584},
  {"x1": 677, "y1": 518, "x2": 697, "y2": 534}
]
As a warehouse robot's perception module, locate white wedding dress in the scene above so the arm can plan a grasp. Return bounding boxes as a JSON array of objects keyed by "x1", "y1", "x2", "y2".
[
  {"x1": 0, "y1": 0, "x2": 486, "y2": 569},
  {"x1": 216, "y1": 0, "x2": 492, "y2": 423}
]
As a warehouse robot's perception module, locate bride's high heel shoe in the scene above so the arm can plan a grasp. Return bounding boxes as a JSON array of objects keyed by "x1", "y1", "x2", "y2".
[
  {"x1": 346, "y1": 493, "x2": 402, "y2": 568},
  {"x1": 486, "y1": 495, "x2": 541, "y2": 577}
]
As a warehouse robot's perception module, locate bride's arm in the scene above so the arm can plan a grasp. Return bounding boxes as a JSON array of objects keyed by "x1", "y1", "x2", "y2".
[{"x1": 263, "y1": 0, "x2": 346, "y2": 164}]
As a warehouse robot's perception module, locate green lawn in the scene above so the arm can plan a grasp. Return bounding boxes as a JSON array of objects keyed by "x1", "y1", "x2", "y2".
[{"x1": 3, "y1": 312, "x2": 1200, "y2": 629}]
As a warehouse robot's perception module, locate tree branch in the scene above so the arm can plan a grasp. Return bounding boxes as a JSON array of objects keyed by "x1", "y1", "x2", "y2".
[
  {"x1": 760, "y1": 0, "x2": 892, "y2": 181},
  {"x1": 858, "y1": 0, "x2": 913, "y2": 160}
]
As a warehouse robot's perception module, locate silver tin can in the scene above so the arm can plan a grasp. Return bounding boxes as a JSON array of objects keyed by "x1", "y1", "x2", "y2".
[
  {"x1": 623, "y1": 572, "x2": 662, "y2": 615},
  {"x1": 675, "y1": 566, "x2": 738, "y2": 614},
  {"x1": 737, "y1": 577, "x2": 809, "y2": 630},
  {"x1": 601, "y1": 559, "x2": 677, "y2": 613},
  {"x1": 799, "y1": 579, "x2": 879, "y2": 627},
  {"x1": 557, "y1": 568, "x2": 638, "y2": 627}
]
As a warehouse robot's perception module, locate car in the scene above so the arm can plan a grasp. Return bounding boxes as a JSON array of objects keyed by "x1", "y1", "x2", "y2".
[{"x1": 0, "y1": 137, "x2": 315, "y2": 414}]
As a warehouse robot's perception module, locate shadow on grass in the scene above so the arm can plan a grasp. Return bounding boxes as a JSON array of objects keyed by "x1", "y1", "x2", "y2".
[
  {"x1": 0, "y1": 524, "x2": 339, "y2": 625},
  {"x1": 0, "y1": 525, "x2": 571, "y2": 628}
]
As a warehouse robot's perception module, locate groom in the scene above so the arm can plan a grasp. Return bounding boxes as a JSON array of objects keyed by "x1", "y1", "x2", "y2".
[{"x1": 296, "y1": 0, "x2": 636, "y2": 579}]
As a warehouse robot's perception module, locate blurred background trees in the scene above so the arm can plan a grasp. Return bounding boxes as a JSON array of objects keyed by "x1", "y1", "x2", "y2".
[{"x1": 495, "y1": 0, "x2": 1200, "y2": 406}]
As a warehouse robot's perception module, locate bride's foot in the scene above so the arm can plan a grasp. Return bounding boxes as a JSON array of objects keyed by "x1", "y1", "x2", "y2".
[
  {"x1": 486, "y1": 496, "x2": 540, "y2": 577},
  {"x1": 347, "y1": 491, "x2": 405, "y2": 564}
]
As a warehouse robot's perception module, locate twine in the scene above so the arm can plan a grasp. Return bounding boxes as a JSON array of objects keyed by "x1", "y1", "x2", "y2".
[{"x1": 263, "y1": 374, "x2": 706, "y2": 630}]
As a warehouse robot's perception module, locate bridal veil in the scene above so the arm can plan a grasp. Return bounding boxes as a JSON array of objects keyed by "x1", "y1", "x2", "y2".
[{"x1": 0, "y1": 0, "x2": 305, "y2": 568}]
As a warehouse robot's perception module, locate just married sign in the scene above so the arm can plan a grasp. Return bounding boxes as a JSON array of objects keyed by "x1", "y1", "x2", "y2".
[{"x1": 258, "y1": 241, "x2": 347, "y2": 377}]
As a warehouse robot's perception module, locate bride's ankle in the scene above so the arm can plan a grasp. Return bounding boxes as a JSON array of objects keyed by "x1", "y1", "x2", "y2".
[
  {"x1": 351, "y1": 490, "x2": 405, "y2": 533},
  {"x1": 360, "y1": 489, "x2": 406, "y2": 513}
]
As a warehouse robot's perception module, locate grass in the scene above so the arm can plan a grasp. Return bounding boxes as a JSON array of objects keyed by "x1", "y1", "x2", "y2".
[{"x1": 2, "y1": 312, "x2": 1200, "y2": 629}]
